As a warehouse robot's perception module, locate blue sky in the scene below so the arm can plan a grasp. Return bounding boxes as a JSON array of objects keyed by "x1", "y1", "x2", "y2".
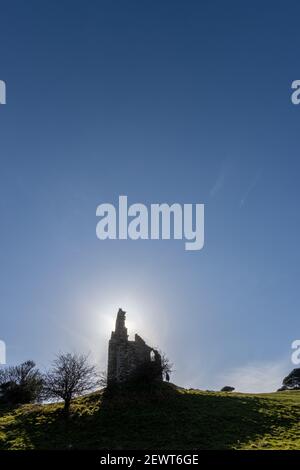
[{"x1": 1, "y1": 0, "x2": 300, "y2": 391}]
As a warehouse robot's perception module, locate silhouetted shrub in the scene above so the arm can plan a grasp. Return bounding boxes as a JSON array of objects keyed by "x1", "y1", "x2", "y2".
[
  {"x1": 0, "y1": 360, "x2": 43, "y2": 405},
  {"x1": 221, "y1": 386, "x2": 235, "y2": 392},
  {"x1": 281, "y1": 369, "x2": 300, "y2": 390}
]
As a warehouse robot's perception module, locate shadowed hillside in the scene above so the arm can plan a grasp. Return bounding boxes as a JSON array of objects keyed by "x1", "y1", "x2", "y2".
[{"x1": 0, "y1": 384, "x2": 300, "y2": 450}]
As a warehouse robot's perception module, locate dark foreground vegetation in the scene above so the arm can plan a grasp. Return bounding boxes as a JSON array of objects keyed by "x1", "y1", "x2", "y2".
[{"x1": 0, "y1": 383, "x2": 300, "y2": 450}]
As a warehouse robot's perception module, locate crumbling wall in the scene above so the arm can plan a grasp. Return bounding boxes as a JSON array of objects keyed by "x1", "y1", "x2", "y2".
[{"x1": 107, "y1": 309, "x2": 162, "y2": 385}]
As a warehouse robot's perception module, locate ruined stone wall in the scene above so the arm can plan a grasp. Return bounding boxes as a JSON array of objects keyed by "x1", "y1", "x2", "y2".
[{"x1": 107, "y1": 309, "x2": 162, "y2": 385}]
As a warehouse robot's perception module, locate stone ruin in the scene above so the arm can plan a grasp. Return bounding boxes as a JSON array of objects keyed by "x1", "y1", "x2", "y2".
[{"x1": 107, "y1": 308, "x2": 162, "y2": 385}]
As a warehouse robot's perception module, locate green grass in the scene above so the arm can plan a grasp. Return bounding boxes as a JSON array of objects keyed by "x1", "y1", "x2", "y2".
[{"x1": 0, "y1": 384, "x2": 300, "y2": 450}]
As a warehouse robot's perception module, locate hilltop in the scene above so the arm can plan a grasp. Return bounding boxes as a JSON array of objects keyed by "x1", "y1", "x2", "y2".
[{"x1": 0, "y1": 383, "x2": 300, "y2": 450}]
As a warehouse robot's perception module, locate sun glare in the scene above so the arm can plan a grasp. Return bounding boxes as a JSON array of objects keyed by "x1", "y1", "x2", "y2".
[{"x1": 86, "y1": 290, "x2": 164, "y2": 346}]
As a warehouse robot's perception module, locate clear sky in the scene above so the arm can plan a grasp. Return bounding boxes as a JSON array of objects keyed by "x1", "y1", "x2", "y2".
[{"x1": 1, "y1": 0, "x2": 300, "y2": 392}]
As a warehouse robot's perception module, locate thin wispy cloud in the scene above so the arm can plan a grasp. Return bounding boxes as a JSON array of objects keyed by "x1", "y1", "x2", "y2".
[
  {"x1": 239, "y1": 171, "x2": 262, "y2": 208},
  {"x1": 209, "y1": 160, "x2": 231, "y2": 198},
  {"x1": 219, "y1": 360, "x2": 289, "y2": 393},
  {"x1": 210, "y1": 172, "x2": 226, "y2": 198}
]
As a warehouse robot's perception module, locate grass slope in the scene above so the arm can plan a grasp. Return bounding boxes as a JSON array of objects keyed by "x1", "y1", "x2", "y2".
[{"x1": 0, "y1": 384, "x2": 300, "y2": 450}]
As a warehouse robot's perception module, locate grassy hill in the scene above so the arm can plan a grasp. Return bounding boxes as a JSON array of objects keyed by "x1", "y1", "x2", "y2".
[{"x1": 0, "y1": 383, "x2": 300, "y2": 450}]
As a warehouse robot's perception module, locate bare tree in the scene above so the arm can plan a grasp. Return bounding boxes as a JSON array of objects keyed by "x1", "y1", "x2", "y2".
[
  {"x1": 160, "y1": 352, "x2": 173, "y2": 381},
  {"x1": 99, "y1": 370, "x2": 107, "y2": 388},
  {"x1": 43, "y1": 353, "x2": 98, "y2": 414}
]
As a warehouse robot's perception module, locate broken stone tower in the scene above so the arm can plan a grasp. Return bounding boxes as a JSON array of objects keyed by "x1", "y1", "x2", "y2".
[{"x1": 107, "y1": 308, "x2": 162, "y2": 385}]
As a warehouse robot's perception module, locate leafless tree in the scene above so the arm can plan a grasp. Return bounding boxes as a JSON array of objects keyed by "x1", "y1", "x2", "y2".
[
  {"x1": 160, "y1": 352, "x2": 173, "y2": 381},
  {"x1": 43, "y1": 353, "x2": 99, "y2": 414},
  {"x1": 99, "y1": 370, "x2": 107, "y2": 388}
]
